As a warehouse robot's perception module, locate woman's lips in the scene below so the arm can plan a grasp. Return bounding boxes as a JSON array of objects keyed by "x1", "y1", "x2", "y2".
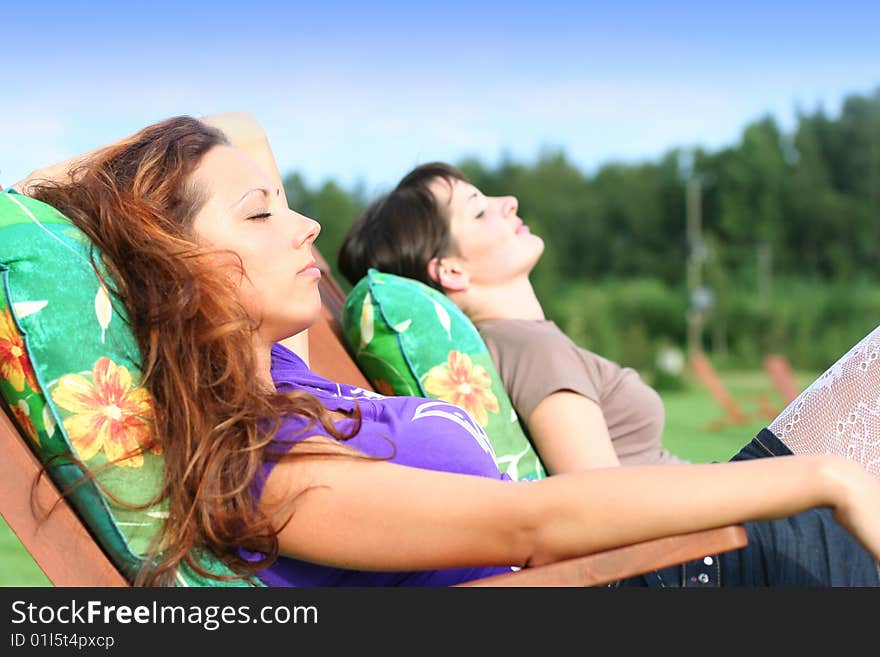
[{"x1": 297, "y1": 261, "x2": 322, "y2": 277}]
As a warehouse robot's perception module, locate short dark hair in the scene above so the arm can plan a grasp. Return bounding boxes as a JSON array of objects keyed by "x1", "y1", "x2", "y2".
[{"x1": 338, "y1": 162, "x2": 468, "y2": 289}]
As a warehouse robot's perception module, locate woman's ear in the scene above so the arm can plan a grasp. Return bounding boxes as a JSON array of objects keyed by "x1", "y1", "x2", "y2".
[{"x1": 427, "y1": 256, "x2": 469, "y2": 292}]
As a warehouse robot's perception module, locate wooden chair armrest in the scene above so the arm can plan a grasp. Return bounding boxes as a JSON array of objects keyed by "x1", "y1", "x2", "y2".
[
  {"x1": 3, "y1": 400, "x2": 748, "y2": 588},
  {"x1": 458, "y1": 525, "x2": 748, "y2": 587},
  {"x1": 0, "y1": 402, "x2": 129, "y2": 586}
]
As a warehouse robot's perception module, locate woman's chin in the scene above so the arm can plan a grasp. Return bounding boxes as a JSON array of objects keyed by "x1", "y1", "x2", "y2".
[
  {"x1": 277, "y1": 306, "x2": 321, "y2": 342},
  {"x1": 527, "y1": 239, "x2": 545, "y2": 269},
  {"x1": 291, "y1": 314, "x2": 319, "y2": 337}
]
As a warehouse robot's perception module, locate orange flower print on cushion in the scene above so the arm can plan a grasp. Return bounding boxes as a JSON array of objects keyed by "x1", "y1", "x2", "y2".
[
  {"x1": 11, "y1": 399, "x2": 40, "y2": 445},
  {"x1": 423, "y1": 350, "x2": 500, "y2": 427},
  {"x1": 51, "y1": 357, "x2": 158, "y2": 468},
  {"x1": 0, "y1": 307, "x2": 41, "y2": 393}
]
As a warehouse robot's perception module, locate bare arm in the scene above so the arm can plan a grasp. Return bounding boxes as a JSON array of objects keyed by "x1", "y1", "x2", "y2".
[
  {"x1": 263, "y1": 443, "x2": 880, "y2": 573},
  {"x1": 13, "y1": 150, "x2": 97, "y2": 193},
  {"x1": 12, "y1": 111, "x2": 283, "y2": 195},
  {"x1": 527, "y1": 391, "x2": 620, "y2": 472}
]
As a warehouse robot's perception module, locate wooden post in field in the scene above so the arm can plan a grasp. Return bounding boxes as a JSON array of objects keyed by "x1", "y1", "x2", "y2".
[{"x1": 686, "y1": 176, "x2": 705, "y2": 356}]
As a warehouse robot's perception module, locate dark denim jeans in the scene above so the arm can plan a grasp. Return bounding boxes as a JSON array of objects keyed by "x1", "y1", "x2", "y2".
[{"x1": 617, "y1": 428, "x2": 880, "y2": 588}]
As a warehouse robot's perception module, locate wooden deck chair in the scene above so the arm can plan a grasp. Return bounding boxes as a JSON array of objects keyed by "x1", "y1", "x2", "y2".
[
  {"x1": 763, "y1": 354, "x2": 800, "y2": 405},
  {"x1": 689, "y1": 352, "x2": 777, "y2": 431},
  {"x1": 0, "y1": 111, "x2": 747, "y2": 587}
]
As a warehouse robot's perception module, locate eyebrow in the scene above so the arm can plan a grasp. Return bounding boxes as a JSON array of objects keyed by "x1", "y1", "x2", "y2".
[{"x1": 231, "y1": 187, "x2": 279, "y2": 208}]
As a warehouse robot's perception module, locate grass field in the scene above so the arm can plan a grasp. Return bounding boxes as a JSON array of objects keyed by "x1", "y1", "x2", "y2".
[
  {"x1": 0, "y1": 367, "x2": 817, "y2": 587},
  {"x1": 660, "y1": 369, "x2": 817, "y2": 463}
]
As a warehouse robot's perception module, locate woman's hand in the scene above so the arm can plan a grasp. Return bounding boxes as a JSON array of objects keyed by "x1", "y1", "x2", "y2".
[{"x1": 824, "y1": 456, "x2": 880, "y2": 561}]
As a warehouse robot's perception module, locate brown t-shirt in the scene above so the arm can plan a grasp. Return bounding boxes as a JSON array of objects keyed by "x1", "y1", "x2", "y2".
[{"x1": 475, "y1": 319, "x2": 684, "y2": 465}]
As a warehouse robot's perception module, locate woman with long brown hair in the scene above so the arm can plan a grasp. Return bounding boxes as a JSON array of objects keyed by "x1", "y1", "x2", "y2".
[{"x1": 19, "y1": 116, "x2": 880, "y2": 587}]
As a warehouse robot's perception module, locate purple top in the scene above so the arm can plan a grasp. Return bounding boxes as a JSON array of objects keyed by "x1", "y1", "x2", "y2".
[{"x1": 250, "y1": 343, "x2": 515, "y2": 586}]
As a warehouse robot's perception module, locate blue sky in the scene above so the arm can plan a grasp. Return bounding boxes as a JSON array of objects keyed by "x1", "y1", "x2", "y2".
[{"x1": 2, "y1": 1, "x2": 878, "y2": 198}]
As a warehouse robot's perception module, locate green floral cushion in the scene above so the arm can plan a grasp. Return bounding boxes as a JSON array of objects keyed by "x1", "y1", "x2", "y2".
[
  {"x1": 0, "y1": 190, "x2": 259, "y2": 586},
  {"x1": 341, "y1": 269, "x2": 546, "y2": 481}
]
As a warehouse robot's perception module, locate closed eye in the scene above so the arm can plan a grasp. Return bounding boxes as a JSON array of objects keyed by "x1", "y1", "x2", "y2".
[{"x1": 248, "y1": 212, "x2": 272, "y2": 221}]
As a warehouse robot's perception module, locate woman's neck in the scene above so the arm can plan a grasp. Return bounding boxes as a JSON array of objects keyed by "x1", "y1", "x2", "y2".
[
  {"x1": 454, "y1": 276, "x2": 545, "y2": 323},
  {"x1": 253, "y1": 337, "x2": 276, "y2": 390}
]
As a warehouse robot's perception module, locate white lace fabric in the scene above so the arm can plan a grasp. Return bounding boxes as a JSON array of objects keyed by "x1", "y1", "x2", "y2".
[{"x1": 770, "y1": 325, "x2": 880, "y2": 478}]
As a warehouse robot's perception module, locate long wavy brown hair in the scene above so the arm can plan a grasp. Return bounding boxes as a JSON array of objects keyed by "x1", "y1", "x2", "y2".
[{"x1": 29, "y1": 116, "x2": 358, "y2": 586}]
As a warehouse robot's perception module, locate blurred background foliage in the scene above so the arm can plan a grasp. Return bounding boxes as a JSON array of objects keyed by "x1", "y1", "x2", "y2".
[{"x1": 286, "y1": 87, "x2": 880, "y2": 377}]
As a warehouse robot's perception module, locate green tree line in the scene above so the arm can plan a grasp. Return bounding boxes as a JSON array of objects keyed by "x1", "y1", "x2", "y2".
[{"x1": 285, "y1": 86, "x2": 880, "y2": 374}]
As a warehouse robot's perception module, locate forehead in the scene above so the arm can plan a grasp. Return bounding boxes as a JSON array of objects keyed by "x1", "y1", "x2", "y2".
[
  {"x1": 190, "y1": 145, "x2": 273, "y2": 204},
  {"x1": 428, "y1": 177, "x2": 478, "y2": 210}
]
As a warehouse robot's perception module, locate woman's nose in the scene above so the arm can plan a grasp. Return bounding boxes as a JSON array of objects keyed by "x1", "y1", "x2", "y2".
[
  {"x1": 291, "y1": 210, "x2": 321, "y2": 247},
  {"x1": 501, "y1": 195, "x2": 519, "y2": 218}
]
